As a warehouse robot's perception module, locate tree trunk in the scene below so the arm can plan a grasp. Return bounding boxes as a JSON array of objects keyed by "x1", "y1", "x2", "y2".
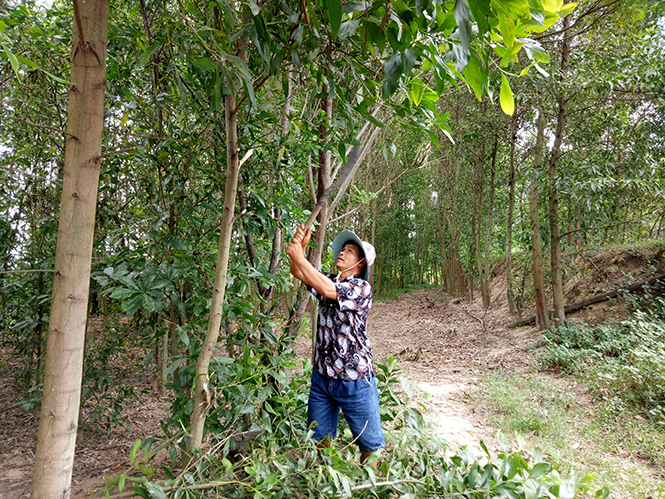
[
  {"x1": 31, "y1": 1, "x2": 110, "y2": 497},
  {"x1": 506, "y1": 112, "x2": 518, "y2": 315},
  {"x1": 482, "y1": 137, "x2": 498, "y2": 309},
  {"x1": 435, "y1": 193, "x2": 449, "y2": 291},
  {"x1": 189, "y1": 96, "x2": 241, "y2": 451},
  {"x1": 548, "y1": 12, "x2": 572, "y2": 326},
  {"x1": 284, "y1": 83, "x2": 333, "y2": 342},
  {"x1": 530, "y1": 108, "x2": 549, "y2": 330},
  {"x1": 471, "y1": 142, "x2": 486, "y2": 302}
]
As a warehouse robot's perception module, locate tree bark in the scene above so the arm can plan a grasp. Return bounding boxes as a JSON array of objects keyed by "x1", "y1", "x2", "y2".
[
  {"x1": 31, "y1": 0, "x2": 110, "y2": 497},
  {"x1": 285, "y1": 83, "x2": 333, "y2": 342},
  {"x1": 530, "y1": 108, "x2": 549, "y2": 330},
  {"x1": 482, "y1": 137, "x2": 498, "y2": 309},
  {"x1": 548, "y1": 12, "x2": 572, "y2": 326},
  {"x1": 471, "y1": 140, "x2": 486, "y2": 302},
  {"x1": 506, "y1": 112, "x2": 518, "y2": 315},
  {"x1": 189, "y1": 93, "x2": 241, "y2": 451}
]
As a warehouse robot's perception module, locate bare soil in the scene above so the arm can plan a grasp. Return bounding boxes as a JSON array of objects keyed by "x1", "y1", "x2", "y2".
[{"x1": 1, "y1": 244, "x2": 663, "y2": 497}]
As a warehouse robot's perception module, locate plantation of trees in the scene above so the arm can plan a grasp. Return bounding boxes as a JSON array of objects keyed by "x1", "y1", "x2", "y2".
[{"x1": 1, "y1": 0, "x2": 665, "y2": 497}]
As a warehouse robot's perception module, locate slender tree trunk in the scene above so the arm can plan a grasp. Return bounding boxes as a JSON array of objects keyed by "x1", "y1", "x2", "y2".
[
  {"x1": 31, "y1": 1, "x2": 110, "y2": 497},
  {"x1": 506, "y1": 112, "x2": 518, "y2": 314},
  {"x1": 189, "y1": 92, "x2": 241, "y2": 450},
  {"x1": 548, "y1": 12, "x2": 571, "y2": 326},
  {"x1": 435, "y1": 193, "x2": 449, "y2": 291},
  {"x1": 285, "y1": 83, "x2": 332, "y2": 342},
  {"x1": 531, "y1": 108, "x2": 549, "y2": 330},
  {"x1": 482, "y1": 137, "x2": 498, "y2": 309},
  {"x1": 471, "y1": 142, "x2": 486, "y2": 302}
]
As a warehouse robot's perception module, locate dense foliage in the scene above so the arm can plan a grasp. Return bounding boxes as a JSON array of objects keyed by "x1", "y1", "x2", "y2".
[
  {"x1": 1, "y1": 0, "x2": 665, "y2": 495},
  {"x1": 541, "y1": 281, "x2": 665, "y2": 427},
  {"x1": 104, "y1": 354, "x2": 610, "y2": 499}
]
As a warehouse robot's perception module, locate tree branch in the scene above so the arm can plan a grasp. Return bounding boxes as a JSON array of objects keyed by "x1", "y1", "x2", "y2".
[
  {"x1": 327, "y1": 162, "x2": 428, "y2": 225},
  {"x1": 97, "y1": 148, "x2": 136, "y2": 160},
  {"x1": 4, "y1": 116, "x2": 77, "y2": 139},
  {"x1": 0, "y1": 269, "x2": 56, "y2": 276},
  {"x1": 534, "y1": 0, "x2": 621, "y2": 41}
]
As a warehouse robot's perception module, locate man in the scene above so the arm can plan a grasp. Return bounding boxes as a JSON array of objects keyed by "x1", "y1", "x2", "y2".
[{"x1": 286, "y1": 224, "x2": 384, "y2": 466}]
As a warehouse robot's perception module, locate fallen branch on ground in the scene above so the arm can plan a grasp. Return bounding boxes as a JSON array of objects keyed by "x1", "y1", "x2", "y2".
[{"x1": 506, "y1": 274, "x2": 665, "y2": 328}]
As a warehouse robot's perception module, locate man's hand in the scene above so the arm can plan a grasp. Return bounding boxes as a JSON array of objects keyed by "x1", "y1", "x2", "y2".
[
  {"x1": 286, "y1": 224, "x2": 312, "y2": 260},
  {"x1": 287, "y1": 224, "x2": 336, "y2": 300}
]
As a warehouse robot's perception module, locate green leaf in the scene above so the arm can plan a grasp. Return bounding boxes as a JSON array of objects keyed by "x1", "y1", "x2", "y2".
[
  {"x1": 325, "y1": 0, "x2": 343, "y2": 39},
  {"x1": 118, "y1": 475, "x2": 126, "y2": 492},
  {"x1": 145, "y1": 483, "x2": 167, "y2": 499},
  {"x1": 498, "y1": 14, "x2": 516, "y2": 49},
  {"x1": 500, "y1": 74, "x2": 515, "y2": 116},
  {"x1": 541, "y1": 0, "x2": 563, "y2": 11},
  {"x1": 528, "y1": 0, "x2": 546, "y2": 25},
  {"x1": 530, "y1": 462, "x2": 551, "y2": 479},
  {"x1": 110, "y1": 288, "x2": 136, "y2": 300},
  {"x1": 239, "y1": 403, "x2": 256, "y2": 414},
  {"x1": 454, "y1": 0, "x2": 473, "y2": 49},
  {"x1": 213, "y1": 355, "x2": 235, "y2": 364},
  {"x1": 410, "y1": 77, "x2": 425, "y2": 106},
  {"x1": 165, "y1": 358, "x2": 188, "y2": 376},
  {"x1": 384, "y1": 52, "x2": 402, "y2": 79},
  {"x1": 192, "y1": 58, "x2": 216, "y2": 71},
  {"x1": 16, "y1": 55, "x2": 37, "y2": 68},
  {"x1": 462, "y1": 55, "x2": 487, "y2": 101},
  {"x1": 521, "y1": 38, "x2": 549, "y2": 63},
  {"x1": 130, "y1": 440, "x2": 142, "y2": 465},
  {"x1": 402, "y1": 48, "x2": 417, "y2": 75},
  {"x1": 133, "y1": 485, "x2": 150, "y2": 499},
  {"x1": 3, "y1": 47, "x2": 20, "y2": 78},
  {"x1": 500, "y1": 42, "x2": 524, "y2": 67},
  {"x1": 339, "y1": 19, "x2": 360, "y2": 39},
  {"x1": 558, "y1": 2, "x2": 577, "y2": 17},
  {"x1": 138, "y1": 42, "x2": 162, "y2": 67},
  {"x1": 426, "y1": 129, "x2": 440, "y2": 148},
  {"x1": 451, "y1": 43, "x2": 470, "y2": 72},
  {"x1": 559, "y1": 477, "x2": 577, "y2": 499}
]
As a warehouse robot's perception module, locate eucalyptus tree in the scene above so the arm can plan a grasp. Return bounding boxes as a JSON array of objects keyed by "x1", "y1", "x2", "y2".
[
  {"x1": 29, "y1": 1, "x2": 110, "y2": 497},
  {"x1": 0, "y1": 0, "x2": 576, "y2": 492}
]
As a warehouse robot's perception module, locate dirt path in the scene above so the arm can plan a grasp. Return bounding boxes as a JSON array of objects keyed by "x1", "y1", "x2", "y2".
[
  {"x1": 366, "y1": 288, "x2": 540, "y2": 456},
  {"x1": 1, "y1": 287, "x2": 540, "y2": 498}
]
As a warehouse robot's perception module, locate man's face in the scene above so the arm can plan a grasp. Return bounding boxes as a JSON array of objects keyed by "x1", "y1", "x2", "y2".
[{"x1": 336, "y1": 242, "x2": 363, "y2": 273}]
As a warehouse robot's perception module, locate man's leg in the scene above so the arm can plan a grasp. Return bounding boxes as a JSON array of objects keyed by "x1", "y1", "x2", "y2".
[
  {"x1": 335, "y1": 375, "x2": 385, "y2": 467},
  {"x1": 307, "y1": 369, "x2": 341, "y2": 444}
]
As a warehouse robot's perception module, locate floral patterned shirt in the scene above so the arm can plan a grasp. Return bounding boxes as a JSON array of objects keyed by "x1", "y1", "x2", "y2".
[{"x1": 309, "y1": 273, "x2": 374, "y2": 381}]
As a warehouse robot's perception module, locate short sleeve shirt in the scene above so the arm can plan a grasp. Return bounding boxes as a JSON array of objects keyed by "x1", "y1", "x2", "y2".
[{"x1": 309, "y1": 273, "x2": 374, "y2": 381}]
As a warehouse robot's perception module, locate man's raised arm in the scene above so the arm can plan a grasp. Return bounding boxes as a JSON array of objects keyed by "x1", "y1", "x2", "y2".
[{"x1": 286, "y1": 224, "x2": 337, "y2": 300}]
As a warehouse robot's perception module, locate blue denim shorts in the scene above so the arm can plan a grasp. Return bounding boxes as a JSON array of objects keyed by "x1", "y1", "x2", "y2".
[{"x1": 307, "y1": 369, "x2": 385, "y2": 453}]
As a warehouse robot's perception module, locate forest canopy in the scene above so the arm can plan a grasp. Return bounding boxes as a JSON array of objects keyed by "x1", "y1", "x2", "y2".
[{"x1": 1, "y1": 0, "x2": 665, "y2": 497}]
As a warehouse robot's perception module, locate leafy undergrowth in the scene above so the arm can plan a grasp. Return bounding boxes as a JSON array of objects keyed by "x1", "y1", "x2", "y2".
[
  {"x1": 473, "y1": 285, "x2": 665, "y2": 499},
  {"x1": 101, "y1": 354, "x2": 608, "y2": 499}
]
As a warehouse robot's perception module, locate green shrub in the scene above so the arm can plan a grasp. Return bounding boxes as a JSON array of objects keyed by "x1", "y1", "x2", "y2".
[
  {"x1": 588, "y1": 315, "x2": 665, "y2": 424},
  {"x1": 103, "y1": 355, "x2": 608, "y2": 499},
  {"x1": 540, "y1": 314, "x2": 665, "y2": 425}
]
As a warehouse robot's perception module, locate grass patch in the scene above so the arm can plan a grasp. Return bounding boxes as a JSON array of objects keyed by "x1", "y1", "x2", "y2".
[
  {"x1": 472, "y1": 370, "x2": 665, "y2": 498},
  {"x1": 376, "y1": 284, "x2": 440, "y2": 302}
]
